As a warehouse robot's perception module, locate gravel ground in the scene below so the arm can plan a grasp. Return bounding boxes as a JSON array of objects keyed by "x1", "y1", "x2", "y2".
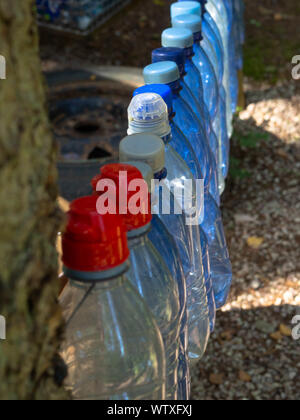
[{"x1": 191, "y1": 79, "x2": 300, "y2": 400}]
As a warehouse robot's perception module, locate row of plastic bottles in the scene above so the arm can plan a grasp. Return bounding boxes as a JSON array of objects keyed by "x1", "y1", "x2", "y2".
[{"x1": 59, "y1": 0, "x2": 245, "y2": 400}]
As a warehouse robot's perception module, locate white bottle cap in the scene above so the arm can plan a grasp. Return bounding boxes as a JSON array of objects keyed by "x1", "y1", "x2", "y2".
[{"x1": 128, "y1": 92, "x2": 171, "y2": 139}]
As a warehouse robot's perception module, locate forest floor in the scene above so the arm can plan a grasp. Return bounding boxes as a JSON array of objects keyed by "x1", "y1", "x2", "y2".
[{"x1": 40, "y1": 0, "x2": 300, "y2": 400}]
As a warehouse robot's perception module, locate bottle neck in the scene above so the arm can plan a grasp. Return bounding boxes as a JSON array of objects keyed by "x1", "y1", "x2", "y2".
[
  {"x1": 200, "y1": 0, "x2": 207, "y2": 16},
  {"x1": 154, "y1": 167, "x2": 168, "y2": 181},
  {"x1": 193, "y1": 31, "x2": 203, "y2": 44},
  {"x1": 128, "y1": 117, "x2": 171, "y2": 139},
  {"x1": 63, "y1": 261, "x2": 129, "y2": 284},
  {"x1": 184, "y1": 46, "x2": 195, "y2": 60},
  {"x1": 127, "y1": 223, "x2": 151, "y2": 240},
  {"x1": 168, "y1": 79, "x2": 182, "y2": 95}
]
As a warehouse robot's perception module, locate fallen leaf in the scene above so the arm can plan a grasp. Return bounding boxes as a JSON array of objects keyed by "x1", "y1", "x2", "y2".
[
  {"x1": 276, "y1": 148, "x2": 291, "y2": 160},
  {"x1": 239, "y1": 370, "x2": 252, "y2": 382},
  {"x1": 209, "y1": 373, "x2": 224, "y2": 385},
  {"x1": 270, "y1": 331, "x2": 283, "y2": 341},
  {"x1": 274, "y1": 13, "x2": 283, "y2": 21},
  {"x1": 279, "y1": 324, "x2": 292, "y2": 337},
  {"x1": 220, "y1": 330, "x2": 234, "y2": 341},
  {"x1": 247, "y1": 236, "x2": 264, "y2": 249}
]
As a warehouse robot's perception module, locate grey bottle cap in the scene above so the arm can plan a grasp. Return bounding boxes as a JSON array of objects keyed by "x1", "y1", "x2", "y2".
[
  {"x1": 122, "y1": 161, "x2": 153, "y2": 191},
  {"x1": 172, "y1": 14, "x2": 202, "y2": 35},
  {"x1": 143, "y1": 61, "x2": 180, "y2": 85},
  {"x1": 162, "y1": 27, "x2": 194, "y2": 49},
  {"x1": 119, "y1": 134, "x2": 165, "y2": 174}
]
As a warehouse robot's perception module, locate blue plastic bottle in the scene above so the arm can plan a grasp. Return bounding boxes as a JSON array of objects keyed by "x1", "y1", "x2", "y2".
[
  {"x1": 175, "y1": 0, "x2": 234, "y2": 140},
  {"x1": 134, "y1": 84, "x2": 216, "y2": 332},
  {"x1": 131, "y1": 84, "x2": 232, "y2": 309},
  {"x1": 161, "y1": 26, "x2": 226, "y2": 192},
  {"x1": 146, "y1": 57, "x2": 220, "y2": 206},
  {"x1": 120, "y1": 132, "x2": 210, "y2": 360},
  {"x1": 205, "y1": 0, "x2": 238, "y2": 114},
  {"x1": 170, "y1": 13, "x2": 230, "y2": 182}
]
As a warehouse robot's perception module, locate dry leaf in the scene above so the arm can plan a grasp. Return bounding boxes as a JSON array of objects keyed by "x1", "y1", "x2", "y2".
[
  {"x1": 209, "y1": 373, "x2": 224, "y2": 385},
  {"x1": 239, "y1": 370, "x2": 252, "y2": 382},
  {"x1": 221, "y1": 330, "x2": 234, "y2": 341},
  {"x1": 279, "y1": 324, "x2": 292, "y2": 337},
  {"x1": 270, "y1": 331, "x2": 283, "y2": 341},
  {"x1": 247, "y1": 236, "x2": 264, "y2": 249},
  {"x1": 274, "y1": 13, "x2": 283, "y2": 21}
]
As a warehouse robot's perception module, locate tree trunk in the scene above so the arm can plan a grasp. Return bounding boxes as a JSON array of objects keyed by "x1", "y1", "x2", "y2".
[{"x1": 0, "y1": 0, "x2": 68, "y2": 399}]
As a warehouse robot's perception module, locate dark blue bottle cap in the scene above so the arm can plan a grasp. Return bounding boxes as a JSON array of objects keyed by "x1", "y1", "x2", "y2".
[
  {"x1": 134, "y1": 84, "x2": 173, "y2": 114},
  {"x1": 152, "y1": 47, "x2": 186, "y2": 78}
]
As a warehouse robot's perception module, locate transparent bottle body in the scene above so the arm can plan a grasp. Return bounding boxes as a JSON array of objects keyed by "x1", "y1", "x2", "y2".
[
  {"x1": 60, "y1": 273, "x2": 166, "y2": 400},
  {"x1": 184, "y1": 54, "x2": 225, "y2": 193},
  {"x1": 206, "y1": 1, "x2": 233, "y2": 135},
  {"x1": 169, "y1": 120, "x2": 231, "y2": 312},
  {"x1": 148, "y1": 216, "x2": 190, "y2": 400},
  {"x1": 170, "y1": 81, "x2": 220, "y2": 206},
  {"x1": 207, "y1": 0, "x2": 238, "y2": 114},
  {"x1": 223, "y1": 0, "x2": 239, "y2": 111},
  {"x1": 154, "y1": 144, "x2": 210, "y2": 360},
  {"x1": 126, "y1": 232, "x2": 181, "y2": 400}
]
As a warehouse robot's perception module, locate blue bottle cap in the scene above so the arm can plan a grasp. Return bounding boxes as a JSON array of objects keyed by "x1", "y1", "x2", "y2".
[
  {"x1": 172, "y1": 14, "x2": 202, "y2": 35},
  {"x1": 144, "y1": 61, "x2": 180, "y2": 85},
  {"x1": 134, "y1": 84, "x2": 173, "y2": 114},
  {"x1": 162, "y1": 27, "x2": 194, "y2": 49},
  {"x1": 171, "y1": 1, "x2": 202, "y2": 19},
  {"x1": 152, "y1": 48, "x2": 185, "y2": 78}
]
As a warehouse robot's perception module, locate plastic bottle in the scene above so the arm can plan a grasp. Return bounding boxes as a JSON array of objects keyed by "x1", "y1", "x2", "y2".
[
  {"x1": 172, "y1": 1, "x2": 232, "y2": 141},
  {"x1": 170, "y1": 14, "x2": 230, "y2": 181},
  {"x1": 92, "y1": 163, "x2": 190, "y2": 400},
  {"x1": 133, "y1": 84, "x2": 217, "y2": 331},
  {"x1": 174, "y1": 0, "x2": 234, "y2": 137},
  {"x1": 144, "y1": 59, "x2": 220, "y2": 206},
  {"x1": 161, "y1": 26, "x2": 225, "y2": 192},
  {"x1": 93, "y1": 163, "x2": 182, "y2": 400},
  {"x1": 119, "y1": 133, "x2": 210, "y2": 360},
  {"x1": 60, "y1": 195, "x2": 166, "y2": 400},
  {"x1": 205, "y1": 0, "x2": 238, "y2": 114}
]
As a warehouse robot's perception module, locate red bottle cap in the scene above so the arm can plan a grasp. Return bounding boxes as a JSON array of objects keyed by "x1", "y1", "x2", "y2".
[
  {"x1": 62, "y1": 195, "x2": 129, "y2": 272},
  {"x1": 92, "y1": 163, "x2": 152, "y2": 232}
]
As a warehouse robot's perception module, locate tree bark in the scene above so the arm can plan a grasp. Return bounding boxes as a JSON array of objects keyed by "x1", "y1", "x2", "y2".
[{"x1": 0, "y1": 0, "x2": 68, "y2": 399}]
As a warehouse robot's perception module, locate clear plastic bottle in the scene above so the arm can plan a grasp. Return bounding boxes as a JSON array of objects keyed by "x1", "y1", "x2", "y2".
[
  {"x1": 94, "y1": 163, "x2": 182, "y2": 400},
  {"x1": 161, "y1": 26, "x2": 225, "y2": 193},
  {"x1": 145, "y1": 59, "x2": 220, "y2": 206},
  {"x1": 60, "y1": 195, "x2": 166, "y2": 400},
  {"x1": 119, "y1": 132, "x2": 210, "y2": 361},
  {"x1": 149, "y1": 215, "x2": 190, "y2": 399}
]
